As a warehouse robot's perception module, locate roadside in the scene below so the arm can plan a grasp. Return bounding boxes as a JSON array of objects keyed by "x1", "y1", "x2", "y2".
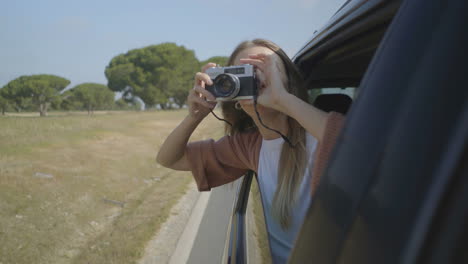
[
  {"x1": 138, "y1": 181, "x2": 201, "y2": 264},
  {"x1": 0, "y1": 110, "x2": 224, "y2": 264},
  {"x1": 138, "y1": 180, "x2": 242, "y2": 264}
]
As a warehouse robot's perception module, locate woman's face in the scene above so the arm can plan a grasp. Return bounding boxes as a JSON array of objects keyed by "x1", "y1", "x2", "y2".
[{"x1": 232, "y1": 45, "x2": 287, "y2": 119}]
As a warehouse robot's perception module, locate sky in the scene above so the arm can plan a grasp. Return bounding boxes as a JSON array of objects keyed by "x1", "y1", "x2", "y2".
[{"x1": 1, "y1": 0, "x2": 346, "y2": 89}]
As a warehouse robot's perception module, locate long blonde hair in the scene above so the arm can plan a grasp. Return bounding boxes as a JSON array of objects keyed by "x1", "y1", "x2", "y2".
[{"x1": 222, "y1": 39, "x2": 309, "y2": 229}]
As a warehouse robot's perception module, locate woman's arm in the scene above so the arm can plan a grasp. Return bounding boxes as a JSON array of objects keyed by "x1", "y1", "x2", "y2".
[
  {"x1": 277, "y1": 93, "x2": 328, "y2": 142},
  {"x1": 156, "y1": 63, "x2": 217, "y2": 170},
  {"x1": 156, "y1": 115, "x2": 203, "y2": 170}
]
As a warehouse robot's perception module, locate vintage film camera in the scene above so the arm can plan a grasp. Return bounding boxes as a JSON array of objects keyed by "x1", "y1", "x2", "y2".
[{"x1": 205, "y1": 64, "x2": 257, "y2": 101}]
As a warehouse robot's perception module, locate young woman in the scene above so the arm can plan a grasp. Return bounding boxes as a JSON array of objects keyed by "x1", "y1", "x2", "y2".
[{"x1": 156, "y1": 39, "x2": 344, "y2": 263}]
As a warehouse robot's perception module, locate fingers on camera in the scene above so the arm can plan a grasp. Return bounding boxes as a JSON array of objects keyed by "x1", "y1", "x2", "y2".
[
  {"x1": 193, "y1": 86, "x2": 215, "y2": 101},
  {"x1": 194, "y1": 72, "x2": 213, "y2": 86},
  {"x1": 202, "y1": 63, "x2": 217, "y2": 72},
  {"x1": 240, "y1": 58, "x2": 264, "y2": 72},
  {"x1": 195, "y1": 96, "x2": 215, "y2": 109}
]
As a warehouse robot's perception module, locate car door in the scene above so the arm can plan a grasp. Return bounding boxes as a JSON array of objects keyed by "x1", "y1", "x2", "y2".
[
  {"x1": 289, "y1": 0, "x2": 468, "y2": 263},
  {"x1": 222, "y1": 171, "x2": 273, "y2": 264}
]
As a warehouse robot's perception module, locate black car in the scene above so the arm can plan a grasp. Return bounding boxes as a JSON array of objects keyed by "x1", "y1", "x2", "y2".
[{"x1": 224, "y1": 0, "x2": 468, "y2": 263}]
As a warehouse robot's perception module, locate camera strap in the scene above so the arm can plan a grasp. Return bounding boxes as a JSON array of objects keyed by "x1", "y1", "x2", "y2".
[
  {"x1": 209, "y1": 87, "x2": 295, "y2": 148},
  {"x1": 210, "y1": 108, "x2": 233, "y2": 127},
  {"x1": 253, "y1": 92, "x2": 295, "y2": 148}
]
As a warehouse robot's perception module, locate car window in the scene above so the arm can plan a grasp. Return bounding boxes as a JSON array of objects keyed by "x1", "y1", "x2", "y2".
[
  {"x1": 308, "y1": 87, "x2": 356, "y2": 115},
  {"x1": 246, "y1": 177, "x2": 272, "y2": 263},
  {"x1": 308, "y1": 87, "x2": 356, "y2": 103}
]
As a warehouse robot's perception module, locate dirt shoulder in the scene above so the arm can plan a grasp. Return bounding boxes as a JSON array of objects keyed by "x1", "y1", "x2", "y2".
[{"x1": 0, "y1": 111, "x2": 224, "y2": 264}]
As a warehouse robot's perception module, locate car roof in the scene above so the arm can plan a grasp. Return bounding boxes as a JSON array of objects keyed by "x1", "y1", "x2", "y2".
[
  {"x1": 293, "y1": 0, "x2": 387, "y2": 62},
  {"x1": 293, "y1": 0, "x2": 401, "y2": 88}
]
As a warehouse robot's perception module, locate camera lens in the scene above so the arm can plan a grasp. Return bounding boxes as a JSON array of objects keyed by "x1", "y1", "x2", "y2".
[
  {"x1": 220, "y1": 79, "x2": 233, "y2": 93},
  {"x1": 213, "y1": 73, "x2": 240, "y2": 100}
]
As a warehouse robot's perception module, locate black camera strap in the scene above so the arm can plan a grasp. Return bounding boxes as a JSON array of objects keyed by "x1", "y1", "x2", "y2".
[
  {"x1": 252, "y1": 92, "x2": 294, "y2": 148},
  {"x1": 210, "y1": 108, "x2": 233, "y2": 127},
  {"x1": 209, "y1": 85, "x2": 294, "y2": 148}
]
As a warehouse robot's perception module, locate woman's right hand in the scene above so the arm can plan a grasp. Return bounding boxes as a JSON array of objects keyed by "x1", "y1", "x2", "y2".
[{"x1": 187, "y1": 63, "x2": 217, "y2": 120}]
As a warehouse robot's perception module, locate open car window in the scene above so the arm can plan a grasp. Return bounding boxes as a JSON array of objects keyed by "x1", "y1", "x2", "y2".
[{"x1": 309, "y1": 87, "x2": 356, "y2": 115}]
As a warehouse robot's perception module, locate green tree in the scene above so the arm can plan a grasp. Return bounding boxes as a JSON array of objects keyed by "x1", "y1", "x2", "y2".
[
  {"x1": 200, "y1": 56, "x2": 229, "y2": 67},
  {"x1": 66, "y1": 83, "x2": 114, "y2": 114},
  {"x1": 1, "y1": 74, "x2": 70, "y2": 116},
  {"x1": 0, "y1": 92, "x2": 10, "y2": 115},
  {"x1": 105, "y1": 43, "x2": 199, "y2": 109},
  {"x1": 114, "y1": 98, "x2": 129, "y2": 109},
  {"x1": 60, "y1": 90, "x2": 79, "y2": 111},
  {"x1": 1, "y1": 76, "x2": 30, "y2": 112},
  {"x1": 114, "y1": 98, "x2": 141, "y2": 111}
]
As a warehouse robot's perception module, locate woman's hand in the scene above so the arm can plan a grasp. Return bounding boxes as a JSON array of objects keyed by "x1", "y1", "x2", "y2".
[
  {"x1": 157, "y1": 63, "x2": 218, "y2": 171},
  {"x1": 241, "y1": 53, "x2": 329, "y2": 142},
  {"x1": 239, "y1": 53, "x2": 290, "y2": 112},
  {"x1": 187, "y1": 63, "x2": 217, "y2": 120}
]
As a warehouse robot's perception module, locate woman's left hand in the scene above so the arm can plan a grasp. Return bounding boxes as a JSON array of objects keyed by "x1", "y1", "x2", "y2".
[{"x1": 240, "y1": 53, "x2": 290, "y2": 112}]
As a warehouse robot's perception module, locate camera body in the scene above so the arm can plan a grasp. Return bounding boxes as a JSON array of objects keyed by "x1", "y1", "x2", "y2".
[{"x1": 205, "y1": 64, "x2": 257, "y2": 101}]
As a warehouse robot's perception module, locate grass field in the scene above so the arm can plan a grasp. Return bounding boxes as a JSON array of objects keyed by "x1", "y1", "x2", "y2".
[{"x1": 0, "y1": 110, "x2": 224, "y2": 264}]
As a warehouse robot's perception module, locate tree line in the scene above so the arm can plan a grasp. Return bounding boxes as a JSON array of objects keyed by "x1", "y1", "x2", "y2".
[{"x1": 0, "y1": 43, "x2": 228, "y2": 116}]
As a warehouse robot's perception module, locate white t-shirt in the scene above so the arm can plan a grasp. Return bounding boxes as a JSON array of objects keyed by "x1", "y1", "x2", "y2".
[{"x1": 257, "y1": 132, "x2": 318, "y2": 264}]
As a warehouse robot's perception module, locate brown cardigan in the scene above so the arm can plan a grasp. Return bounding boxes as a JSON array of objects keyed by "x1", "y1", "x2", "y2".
[{"x1": 185, "y1": 112, "x2": 345, "y2": 195}]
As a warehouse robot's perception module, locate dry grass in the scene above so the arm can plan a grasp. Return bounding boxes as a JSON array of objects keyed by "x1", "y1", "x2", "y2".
[{"x1": 0, "y1": 110, "x2": 224, "y2": 264}]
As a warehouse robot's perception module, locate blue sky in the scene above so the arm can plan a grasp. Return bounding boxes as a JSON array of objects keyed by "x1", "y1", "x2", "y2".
[{"x1": 1, "y1": 0, "x2": 346, "y2": 89}]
